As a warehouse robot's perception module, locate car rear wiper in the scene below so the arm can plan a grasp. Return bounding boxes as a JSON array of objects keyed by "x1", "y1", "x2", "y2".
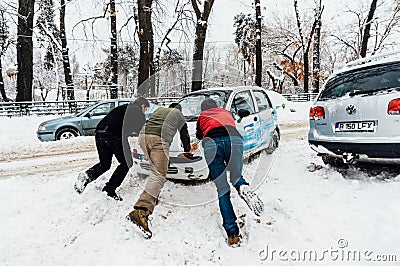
[{"x1": 348, "y1": 87, "x2": 397, "y2": 97}]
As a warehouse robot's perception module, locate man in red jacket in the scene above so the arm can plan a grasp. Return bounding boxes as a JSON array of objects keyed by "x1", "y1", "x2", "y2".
[{"x1": 195, "y1": 98, "x2": 264, "y2": 247}]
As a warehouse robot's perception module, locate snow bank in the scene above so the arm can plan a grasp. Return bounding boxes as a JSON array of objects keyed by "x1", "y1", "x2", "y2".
[
  {"x1": 0, "y1": 116, "x2": 95, "y2": 161},
  {"x1": 265, "y1": 90, "x2": 311, "y2": 123}
]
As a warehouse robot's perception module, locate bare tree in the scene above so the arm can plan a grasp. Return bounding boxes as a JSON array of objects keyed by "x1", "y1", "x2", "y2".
[
  {"x1": 60, "y1": 0, "x2": 74, "y2": 100},
  {"x1": 137, "y1": 0, "x2": 155, "y2": 96},
  {"x1": 0, "y1": 9, "x2": 11, "y2": 102},
  {"x1": 153, "y1": 1, "x2": 193, "y2": 73},
  {"x1": 16, "y1": 0, "x2": 35, "y2": 101},
  {"x1": 330, "y1": 0, "x2": 400, "y2": 61},
  {"x1": 263, "y1": 11, "x2": 310, "y2": 92},
  {"x1": 294, "y1": 0, "x2": 323, "y2": 93},
  {"x1": 255, "y1": 0, "x2": 262, "y2": 87},
  {"x1": 360, "y1": 0, "x2": 378, "y2": 57},
  {"x1": 110, "y1": 0, "x2": 118, "y2": 98},
  {"x1": 191, "y1": 0, "x2": 215, "y2": 92},
  {"x1": 312, "y1": 0, "x2": 323, "y2": 92},
  {"x1": 72, "y1": 1, "x2": 120, "y2": 98}
]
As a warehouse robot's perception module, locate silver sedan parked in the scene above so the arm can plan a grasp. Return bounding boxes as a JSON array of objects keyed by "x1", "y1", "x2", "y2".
[{"x1": 37, "y1": 99, "x2": 136, "y2": 141}]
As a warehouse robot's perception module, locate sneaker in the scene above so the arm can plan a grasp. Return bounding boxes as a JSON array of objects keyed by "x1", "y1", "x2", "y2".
[
  {"x1": 102, "y1": 186, "x2": 123, "y2": 201},
  {"x1": 126, "y1": 209, "x2": 152, "y2": 239},
  {"x1": 74, "y1": 172, "x2": 91, "y2": 194},
  {"x1": 228, "y1": 234, "x2": 242, "y2": 247},
  {"x1": 239, "y1": 185, "x2": 264, "y2": 216}
]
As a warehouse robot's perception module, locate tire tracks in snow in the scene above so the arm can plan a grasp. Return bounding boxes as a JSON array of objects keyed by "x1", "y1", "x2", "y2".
[{"x1": 0, "y1": 151, "x2": 98, "y2": 180}]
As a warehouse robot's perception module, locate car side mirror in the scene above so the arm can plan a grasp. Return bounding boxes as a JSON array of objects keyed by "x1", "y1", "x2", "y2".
[
  {"x1": 238, "y1": 109, "x2": 250, "y2": 119},
  {"x1": 85, "y1": 112, "x2": 91, "y2": 118}
]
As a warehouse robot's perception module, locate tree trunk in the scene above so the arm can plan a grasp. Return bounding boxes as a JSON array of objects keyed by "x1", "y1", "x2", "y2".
[
  {"x1": 191, "y1": 0, "x2": 215, "y2": 92},
  {"x1": 0, "y1": 57, "x2": 9, "y2": 102},
  {"x1": 16, "y1": 0, "x2": 35, "y2": 102},
  {"x1": 303, "y1": 55, "x2": 309, "y2": 93},
  {"x1": 110, "y1": 0, "x2": 118, "y2": 99},
  {"x1": 266, "y1": 70, "x2": 277, "y2": 91},
  {"x1": 137, "y1": 0, "x2": 154, "y2": 97},
  {"x1": 360, "y1": 0, "x2": 378, "y2": 58},
  {"x1": 312, "y1": 18, "x2": 321, "y2": 93},
  {"x1": 192, "y1": 25, "x2": 207, "y2": 91},
  {"x1": 255, "y1": 0, "x2": 262, "y2": 87},
  {"x1": 60, "y1": 0, "x2": 74, "y2": 101}
]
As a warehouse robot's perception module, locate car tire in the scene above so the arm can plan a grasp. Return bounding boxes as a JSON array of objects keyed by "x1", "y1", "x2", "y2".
[
  {"x1": 56, "y1": 128, "x2": 79, "y2": 140},
  {"x1": 265, "y1": 130, "x2": 279, "y2": 154},
  {"x1": 321, "y1": 155, "x2": 348, "y2": 168}
]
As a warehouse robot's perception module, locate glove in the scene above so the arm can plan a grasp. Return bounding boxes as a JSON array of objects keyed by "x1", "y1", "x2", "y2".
[{"x1": 177, "y1": 152, "x2": 194, "y2": 159}]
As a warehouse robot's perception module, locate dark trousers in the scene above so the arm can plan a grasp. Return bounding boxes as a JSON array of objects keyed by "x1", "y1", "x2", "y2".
[{"x1": 86, "y1": 132, "x2": 133, "y2": 191}]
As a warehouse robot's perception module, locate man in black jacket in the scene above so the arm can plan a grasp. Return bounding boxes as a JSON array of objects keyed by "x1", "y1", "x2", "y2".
[{"x1": 74, "y1": 97, "x2": 149, "y2": 200}]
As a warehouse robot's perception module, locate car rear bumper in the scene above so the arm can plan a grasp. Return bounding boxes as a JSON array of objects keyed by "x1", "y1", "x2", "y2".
[{"x1": 309, "y1": 140, "x2": 400, "y2": 163}]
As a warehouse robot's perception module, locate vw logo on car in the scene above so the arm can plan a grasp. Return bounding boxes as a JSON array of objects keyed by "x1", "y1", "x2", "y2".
[{"x1": 345, "y1": 104, "x2": 357, "y2": 115}]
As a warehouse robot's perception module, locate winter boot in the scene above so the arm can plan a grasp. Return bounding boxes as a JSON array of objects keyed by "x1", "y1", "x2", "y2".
[
  {"x1": 239, "y1": 185, "x2": 264, "y2": 216},
  {"x1": 74, "y1": 172, "x2": 92, "y2": 194},
  {"x1": 228, "y1": 233, "x2": 242, "y2": 247},
  {"x1": 102, "y1": 186, "x2": 123, "y2": 201},
  {"x1": 127, "y1": 209, "x2": 152, "y2": 239}
]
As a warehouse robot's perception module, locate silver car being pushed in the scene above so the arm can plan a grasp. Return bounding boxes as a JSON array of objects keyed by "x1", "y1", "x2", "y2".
[{"x1": 308, "y1": 51, "x2": 400, "y2": 166}]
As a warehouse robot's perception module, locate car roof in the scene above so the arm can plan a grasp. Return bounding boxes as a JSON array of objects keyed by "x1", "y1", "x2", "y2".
[{"x1": 333, "y1": 50, "x2": 400, "y2": 76}]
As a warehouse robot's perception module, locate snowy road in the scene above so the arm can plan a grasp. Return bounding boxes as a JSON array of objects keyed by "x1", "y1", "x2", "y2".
[
  {"x1": 0, "y1": 151, "x2": 98, "y2": 180},
  {"x1": 0, "y1": 121, "x2": 309, "y2": 180},
  {"x1": 2, "y1": 118, "x2": 400, "y2": 265}
]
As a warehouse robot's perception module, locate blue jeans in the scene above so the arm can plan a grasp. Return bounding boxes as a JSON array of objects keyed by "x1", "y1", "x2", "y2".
[{"x1": 203, "y1": 135, "x2": 248, "y2": 236}]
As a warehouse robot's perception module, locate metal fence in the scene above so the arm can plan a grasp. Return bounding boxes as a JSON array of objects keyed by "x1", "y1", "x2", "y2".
[
  {"x1": 0, "y1": 100, "x2": 97, "y2": 117},
  {"x1": 0, "y1": 98, "x2": 181, "y2": 117}
]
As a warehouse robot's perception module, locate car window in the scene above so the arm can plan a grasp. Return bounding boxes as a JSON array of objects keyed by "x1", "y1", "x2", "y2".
[
  {"x1": 319, "y1": 62, "x2": 400, "y2": 100},
  {"x1": 253, "y1": 90, "x2": 272, "y2": 112},
  {"x1": 90, "y1": 102, "x2": 114, "y2": 116},
  {"x1": 230, "y1": 91, "x2": 255, "y2": 115},
  {"x1": 178, "y1": 91, "x2": 231, "y2": 117}
]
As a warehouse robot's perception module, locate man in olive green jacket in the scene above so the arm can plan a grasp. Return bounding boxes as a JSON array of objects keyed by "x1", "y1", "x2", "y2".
[{"x1": 127, "y1": 103, "x2": 193, "y2": 239}]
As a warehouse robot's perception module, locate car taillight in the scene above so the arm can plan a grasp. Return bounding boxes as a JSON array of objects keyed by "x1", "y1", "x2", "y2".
[
  {"x1": 309, "y1": 106, "x2": 325, "y2": 120},
  {"x1": 388, "y1": 98, "x2": 400, "y2": 115}
]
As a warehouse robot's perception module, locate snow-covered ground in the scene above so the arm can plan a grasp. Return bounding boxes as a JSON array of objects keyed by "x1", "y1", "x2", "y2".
[{"x1": 1, "y1": 102, "x2": 400, "y2": 265}]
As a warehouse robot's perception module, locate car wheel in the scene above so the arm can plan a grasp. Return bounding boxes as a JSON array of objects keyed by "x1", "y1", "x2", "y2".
[
  {"x1": 321, "y1": 155, "x2": 348, "y2": 168},
  {"x1": 265, "y1": 130, "x2": 279, "y2": 154},
  {"x1": 56, "y1": 128, "x2": 79, "y2": 140}
]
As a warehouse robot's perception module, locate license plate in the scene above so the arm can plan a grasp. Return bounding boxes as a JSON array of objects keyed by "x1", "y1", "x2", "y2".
[{"x1": 335, "y1": 121, "x2": 377, "y2": 132}]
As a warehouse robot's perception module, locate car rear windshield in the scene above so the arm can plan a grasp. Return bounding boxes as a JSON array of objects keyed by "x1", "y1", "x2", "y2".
[
  {"x1": 178, "y1": 90, "x2": 231, "y2": 118},
  {"x1": 318, "y1": 61, "x2": 400, "y2": 101}
]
